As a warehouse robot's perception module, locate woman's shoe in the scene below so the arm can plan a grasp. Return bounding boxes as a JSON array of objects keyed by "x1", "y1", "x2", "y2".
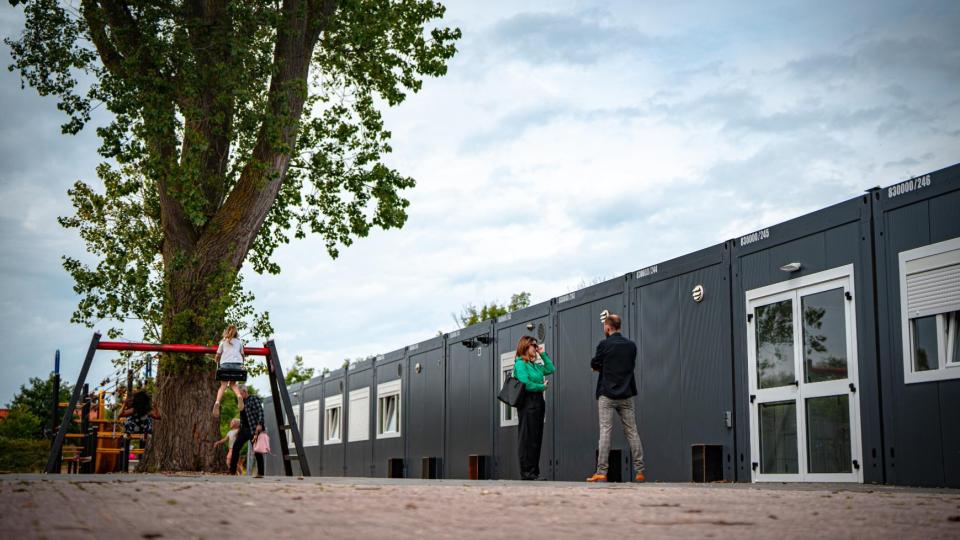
[
  {"x1": 585, "y1": 474, "x2": 607, "y2": 482},
  {"x1": 212, "y1": 402, "x2": 220, "y2": 417}
]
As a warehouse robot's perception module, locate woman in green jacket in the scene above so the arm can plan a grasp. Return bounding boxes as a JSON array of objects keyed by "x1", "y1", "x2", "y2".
[{"x1": 513, "y1": 335, "x2": 555, "y2": 480}]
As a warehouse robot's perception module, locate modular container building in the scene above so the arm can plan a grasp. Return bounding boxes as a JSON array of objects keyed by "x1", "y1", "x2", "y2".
[
  {"x1": 262, "y1": 163, "x2": 957, "y2": 488},
  {"x1": 321, "y1": 368, "x2": 346, "y2": 476},
  {"x1": 552, "y1": 276, "x2": 631, "y2": 482},
  {"x1": 731, "y1": 194, "x2": 884, "y2": 484},
  {"x1": 628, "y1": 243, "x2": 737, "y2": 482},
  {"x1": 873, "y1": 163, "x2": 960, "y2": 487},
  {"x1": 404, "y1": 335, "x2": 446, "y2": 478},
  {"x1": 445, "y1": 321, "x2": 496, "y2": 479},
  {"x1": 372, "y1": 348, "x2": 406, "y2": 477},
  {"x1": 493, "y1": 299, "x2": 555, "y2": 479}
]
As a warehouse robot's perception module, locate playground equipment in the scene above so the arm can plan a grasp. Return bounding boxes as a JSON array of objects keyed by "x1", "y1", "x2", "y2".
[{"x1": 46, "y1": 332, "x2": 309, "y2": 476}]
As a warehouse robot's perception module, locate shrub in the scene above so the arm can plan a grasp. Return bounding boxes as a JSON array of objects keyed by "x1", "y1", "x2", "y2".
[{"x1": 0, "y1": 437, "x2": 50, "y2": 473}]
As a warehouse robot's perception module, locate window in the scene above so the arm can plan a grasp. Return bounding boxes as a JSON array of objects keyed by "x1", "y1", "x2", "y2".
[
  {"x1": 376, "y1": 379, "x2": 401, "y2": 439},
  {"x1": 899, "y1": 237, "x2": 960, "y2": 383},
  {"x1": 287, "y1": 407, "x2": 301, "y2": 445},
  {"x1": 302, "y1": 400, "x2": 320, "y2": 447},
  {"x1": 324, "y1": 394, "x2": 342, "y2": 444},
  {"x1": 348, "y1": 388, "x2": 370, "y2": 442},
  {"x1": 500, "y1": 352, "x2": 519, "y2": 427}
]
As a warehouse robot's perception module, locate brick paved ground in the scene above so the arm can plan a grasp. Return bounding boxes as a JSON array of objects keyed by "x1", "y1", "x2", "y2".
[{"x1": 2, "y1": 475, "x2": 959, "y2": 539}]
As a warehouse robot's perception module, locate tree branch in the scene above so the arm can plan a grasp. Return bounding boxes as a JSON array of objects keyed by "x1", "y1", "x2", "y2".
[
  {"x1": 196, "y1": 0, "x2": 338, "y2": 269},
  {"x1": 80, "y1": 0, "x2": 125, "y2": 76}
]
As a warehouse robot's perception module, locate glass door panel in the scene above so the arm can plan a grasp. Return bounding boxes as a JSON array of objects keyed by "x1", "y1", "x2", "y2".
[
  {"x1": 759, "y1": 401, "x2": 798, "y2": 474},
  {"x1": 805, "y1": 395, "x2": 851, "y2": 474},
  {"x1": 755, "y1": 299, "x2": 796, "y2": 389},
  {"x1": 801, "y1": 288, "x2": 848, "y2": 383}
]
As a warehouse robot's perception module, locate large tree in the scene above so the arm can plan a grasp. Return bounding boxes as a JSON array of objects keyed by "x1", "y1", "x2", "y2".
[{"x1": 7, "y1": 0, "x2": 459, "y2": 471}]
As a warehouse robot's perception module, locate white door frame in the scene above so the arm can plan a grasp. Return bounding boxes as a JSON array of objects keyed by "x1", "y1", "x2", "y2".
[{"x1": 746, "y1": 264, "x2": 863, "y2": 483}]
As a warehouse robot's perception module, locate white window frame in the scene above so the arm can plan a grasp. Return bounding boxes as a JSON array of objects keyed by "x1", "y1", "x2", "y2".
[
  {"x1": 348, "y1": 387, "x2": 370, "y2": 443},
  {"x1": 302, "y1": 400, "x2": 320, "y2": 447},
  {"x1": 323, "y1": 394, "x2": 343, "y2": 445},
  {"x1": 376, "y1": 379, "x2": 402, "y2": 439},
  {"x1": 499, "y1": 352, "x2": 519, "y2": 427},
  {"x1": 899, "y1": 237, "x2": 960, "y2": 384},
  {"x1": 745, "y1": 264, "x2": 862, "y2": 483}
]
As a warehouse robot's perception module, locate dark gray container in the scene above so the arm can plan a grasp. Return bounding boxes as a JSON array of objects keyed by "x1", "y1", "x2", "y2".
[
  {"x1": 493, "y1": 300, "x2": 555, "y2": 479},
  {"x1": 445, "y1": 321, "x2": 496, "y2": 479},
  {"x1": 873, "y1": 163, "x2": 960, "y2": 488},
  {"x1": 345, "y1": 358, "x2": 374, "y2": 477},
  {"x1": 405, "y1": 335, "x2": 446, "y2": 478},
  {"x1": 372, "y1": 348, "x2": 406, "y2": 477},
  {"x1": 321, "y1": 368, "x2": 347, "y2": 476},
  {"x1": 732, "y1": 194, "x2": 883, "y2": 484},
  {"x1": 299, "y1": 377, "x2": 324, "y2": 476},
  {"x1": 552, "y1": 276, "x2": 631, "y2": 482},
  {"x1": 629, "y1": 242, "x2": 736, "y2": 482}
]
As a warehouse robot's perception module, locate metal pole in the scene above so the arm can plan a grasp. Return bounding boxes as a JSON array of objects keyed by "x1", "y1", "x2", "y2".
[
  {"x1": 46, "y1": 333, "x2": 101, "y2": 474},
  {"x1": 47, "y1": 350, "x2": 60, "y2": 438},
  {"x1": 122, "y1": 368, "x2": 133, "y2": 472},
  {"x1": 80, "y1": 384, "x2": 90, "y2": 474}
]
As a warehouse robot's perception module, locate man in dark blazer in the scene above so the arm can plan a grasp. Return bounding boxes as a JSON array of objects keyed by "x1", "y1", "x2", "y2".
[{"x1": 586, "y1": 313, "x2": 646, "y2": 482}]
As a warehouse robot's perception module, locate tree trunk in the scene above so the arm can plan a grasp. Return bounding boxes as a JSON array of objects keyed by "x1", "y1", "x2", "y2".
[
  {"x1": 139, "y1": 254, "x2": 238, "y2": 472},
  {"x1": 141, "y1": 369, "x2": 225, "y2": 472}
]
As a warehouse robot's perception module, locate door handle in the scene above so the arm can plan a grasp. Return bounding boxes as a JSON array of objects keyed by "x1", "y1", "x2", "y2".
[
  {"x1": 792, "y1": 380, "x2": 799, "y2": 387},
  {"x1": 849, "y1": 383, "x2": 857, "y2": 393}
]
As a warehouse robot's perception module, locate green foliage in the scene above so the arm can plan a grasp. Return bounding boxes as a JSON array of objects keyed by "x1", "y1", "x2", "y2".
[
  {"x1": 459, "y1": 292, "x2": 532, "y2": 327},
  {"x1": 7, "y1": 0, "x2": 461, "y2": 360},
  {"x1": 0, "y1": 407, "x2": 42, "y2": 440},
  {"x1": 8, "y1": 375, "x2": 73, "y2": 438},
  {"x1": 0, "y1": 437, "x2": 50, "y2": 473},
  {"x1": 285, "y1": 355, "x2": 315, "y2": 385}
]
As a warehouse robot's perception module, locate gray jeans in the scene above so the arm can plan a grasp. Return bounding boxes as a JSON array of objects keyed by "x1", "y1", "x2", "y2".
[{"x1": 596, "y1": 396, "x2": 645, "y2": 475}]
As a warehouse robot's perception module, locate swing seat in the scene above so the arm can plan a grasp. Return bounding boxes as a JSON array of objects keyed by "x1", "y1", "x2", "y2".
[{"x1": 216, "y1": 362, "x2": 248, "y2": 382}]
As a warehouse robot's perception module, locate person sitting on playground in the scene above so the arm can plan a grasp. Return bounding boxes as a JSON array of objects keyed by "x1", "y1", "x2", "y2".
[
  {"x1": 118, "y1": 389, "x2": 161, "y2": 441},
  {"x1": 213, "y1": 324, "x2": 246, "y2": 417},
  {"x1": 214, "y1": 418, "x2": 244, "y2": 474}
]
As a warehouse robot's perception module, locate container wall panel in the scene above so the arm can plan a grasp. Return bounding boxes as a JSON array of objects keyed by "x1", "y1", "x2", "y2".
[
  {"x1": 405, "y1": 339, "x2": 445, "y2": 478},
  {"x1": 445, "y1": 322, "x2": 495, "y2": 479}
]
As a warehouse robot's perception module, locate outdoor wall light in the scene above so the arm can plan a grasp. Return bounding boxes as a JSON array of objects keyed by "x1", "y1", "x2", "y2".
[
  {"x1": 461, "y1": 339, "x2": 478, "y2": 349},
  {"x1": 526, "y1": 323, "x2": 535, "y2": 331},
  {"x1": 476, "y1": 335, "x2": 492, "y2": 346},
  {"x1": 779, "y1": 262, "x2": 802, "y2": 273}
]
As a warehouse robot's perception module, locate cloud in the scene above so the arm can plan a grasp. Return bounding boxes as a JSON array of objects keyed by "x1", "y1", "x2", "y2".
[{"x1": 487, "y1": 11, "x2": 656, "y2": 66}]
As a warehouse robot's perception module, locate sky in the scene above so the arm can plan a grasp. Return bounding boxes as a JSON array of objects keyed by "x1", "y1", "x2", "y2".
[{"x1": 1, "y1": 0, "x2": 958, "y2": 404}]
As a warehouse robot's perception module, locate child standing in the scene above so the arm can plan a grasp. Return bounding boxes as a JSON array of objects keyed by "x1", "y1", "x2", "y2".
[{"x1": 215, "y1": 418, "x2": 244, "y2": 474}]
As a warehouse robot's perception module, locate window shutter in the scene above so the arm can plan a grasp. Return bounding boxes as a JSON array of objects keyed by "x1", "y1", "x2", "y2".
[{"x1": 905, "y1": 262, "x2": 960, "y2": 318}]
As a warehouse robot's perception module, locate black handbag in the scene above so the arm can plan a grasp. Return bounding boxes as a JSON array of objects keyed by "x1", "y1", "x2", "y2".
[{"x1": 498, "y1": 376, "x2": 525, "y2": 407}]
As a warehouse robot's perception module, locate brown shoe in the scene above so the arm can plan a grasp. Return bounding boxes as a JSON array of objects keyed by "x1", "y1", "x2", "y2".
[
  {"x1": 586, "y1": 474, "x2": 607, "y2": 483},
  {"x1": 635, "y1": 472, "x2": 646, "y2": 482},
  {"x1": 212, "y1": 402, "x2": 220, "y2": 418}
]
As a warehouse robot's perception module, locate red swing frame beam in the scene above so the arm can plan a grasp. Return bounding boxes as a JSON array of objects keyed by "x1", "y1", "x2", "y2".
[{"x1": 97, "y1": 341, "x2": 270, "y2": 356}]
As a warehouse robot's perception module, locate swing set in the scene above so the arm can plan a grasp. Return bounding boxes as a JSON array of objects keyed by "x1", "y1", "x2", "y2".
[{"x1": 45, "y1": 332, "x2": 310, "y2": 476}]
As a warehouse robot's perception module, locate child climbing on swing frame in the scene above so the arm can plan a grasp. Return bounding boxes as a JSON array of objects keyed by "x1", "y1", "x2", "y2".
[{"x1": 212, "y1": 324, "x2": 246, "y2": 417}]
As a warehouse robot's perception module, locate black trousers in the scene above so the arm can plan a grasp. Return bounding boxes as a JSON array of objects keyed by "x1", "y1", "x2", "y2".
[
  {"x1": 517, "y1": 391, "x2": 545, "y2": 480},
  {"x1": 230, "y1": 429, "x2": 264, "y2": 476}
]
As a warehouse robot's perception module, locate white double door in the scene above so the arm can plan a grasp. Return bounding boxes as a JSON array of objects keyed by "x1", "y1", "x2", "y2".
[{"x1": 747, "y1": 265, "x2": 862, "y2": 482}]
